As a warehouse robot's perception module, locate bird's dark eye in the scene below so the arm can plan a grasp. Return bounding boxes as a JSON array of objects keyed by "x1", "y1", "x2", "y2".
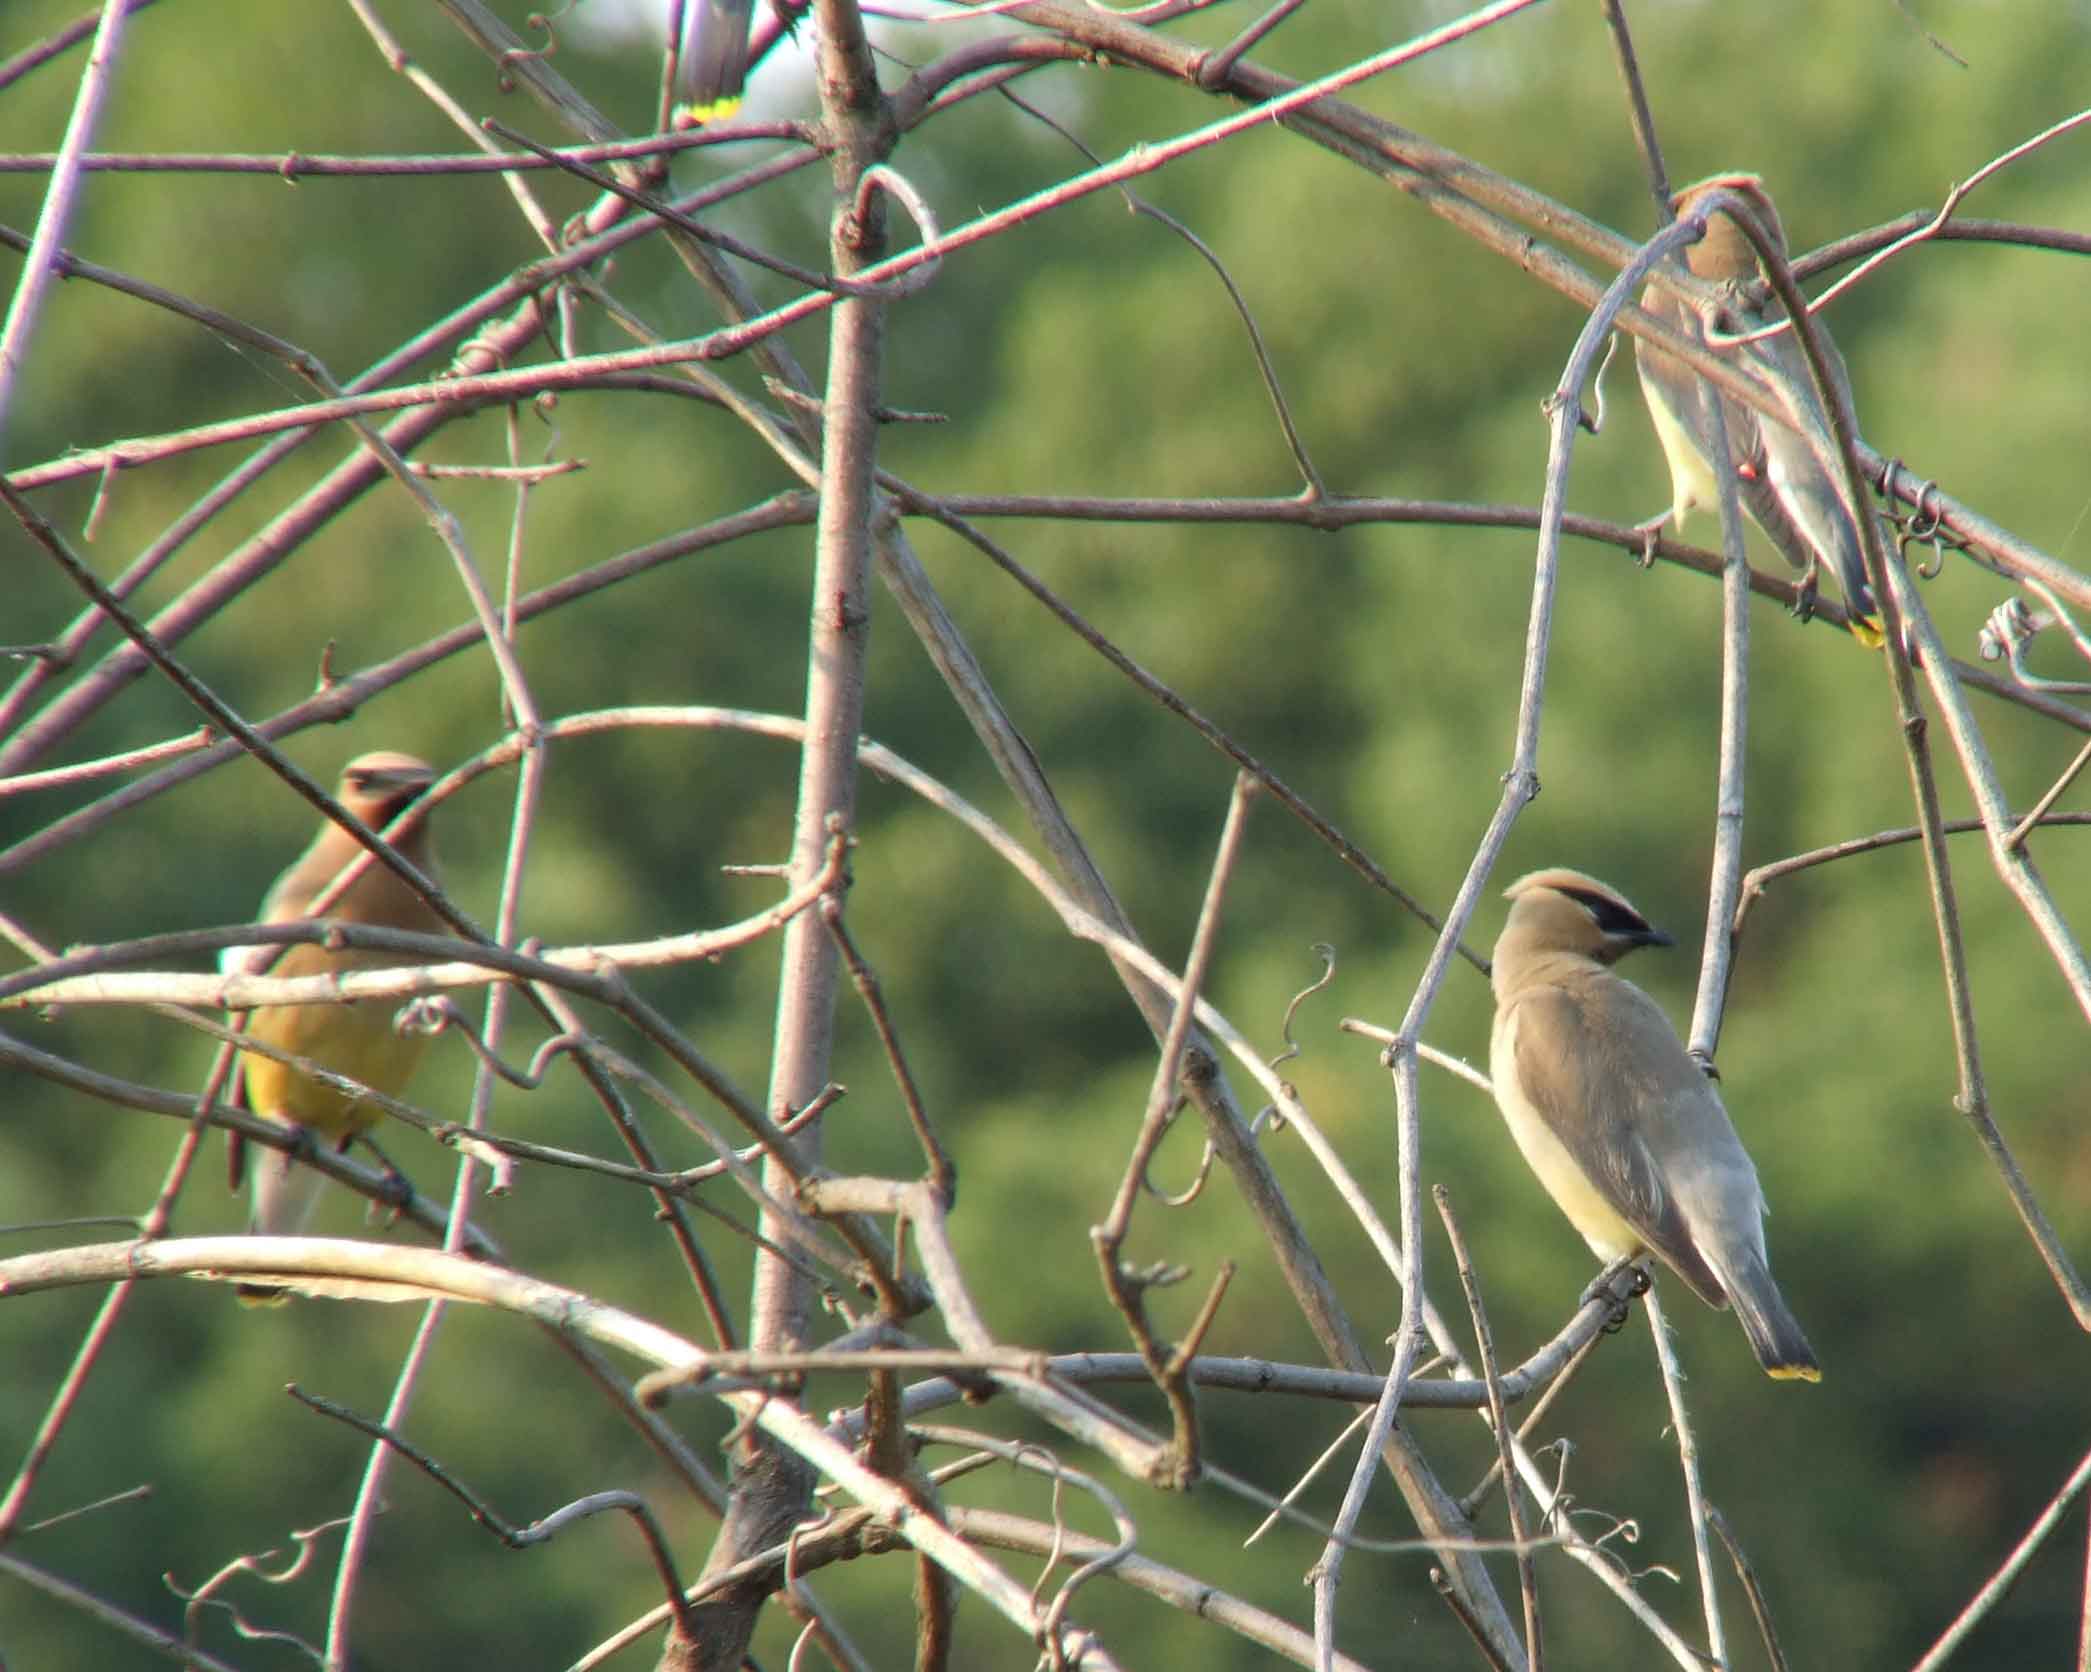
[{"x1": 1561, "y1": 886, "x2": 1652, "y2": 940}]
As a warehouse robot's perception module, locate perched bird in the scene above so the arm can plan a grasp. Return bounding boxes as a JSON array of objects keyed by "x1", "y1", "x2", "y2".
[
  {"x1": 674, "y1": 0, "x2": 754, "y2": 125},
  {"x1": 1487, "y1": 869, "x2": 1820, "y2": 1381},
  {"x1": 227, "y1": 753, "x2": 446, "y2": 1295},
  {"x1": 1635, "y1": 172, "x2": 1883, "y2": 645}
]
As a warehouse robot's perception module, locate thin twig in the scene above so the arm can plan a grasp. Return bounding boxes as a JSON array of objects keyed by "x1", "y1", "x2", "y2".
[
  {"x1": 1437, "y1": 1186, "x2": 1543, "y2": 1671},
  {"x1": 1735, "y1": 813, "x2": 2091, "y2": 935},
  {"x1": 286, "y1": 1385, "x2": 699, "y2": 1640},
  {"x1": 1911, "y1": 1447, "x2": 2091, "y2": 1672},
  {"x1": 1644, "y1": 1287, "x2": 1723, "y2": 1669},
  {"x1": 2008, "y1": 734, "x2": 2091, "y2": 852},
  {"x1": 1705, "y1": 1504, "x2": 1790, "y2": 1672},
  {"x1": 881, "y1": 485, "x2": 1475, "y2": 963},
  {"x1": 0, "y1": 1551, "x2": 247, "y2": 1672},
  {"x1": 989, "y1": 82, "x2": 1326, "y2": 496},
  {"x1": 1457, "y1": 1329, "x2": 1606, "y2": 1520},
  {"x1": 1804, "y1": 108, "x2": 2091, "y2": 320},
  {"x1": 1683, "y1": 341, "x2": 1754, "y2": 1063},
  {"x1": 822, "y1": 902, "x2": 954, "y2": 1200},
  {"x1": 0, "y1": 726, "x2": 214, "y2": 797},
  {"x1": 0, "y1": 0, "x2": 134, "y2": 441},
  {"x1": 1093, "y1": 774, "x2": 1259, "y2": 1486},
  {"x1": 1599, "y1": 0, "x2": 1669, "y2": 217}
]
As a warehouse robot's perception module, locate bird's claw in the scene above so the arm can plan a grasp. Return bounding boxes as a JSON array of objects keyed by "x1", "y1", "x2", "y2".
[
  {"x1": 355, "y1": 1137, "x2": 414, "y2": 1226},
  {"x1": 376, "y1": 1163, "x2": 413, "y2": 1214},
  {"x1": 1630, "y1": 514, "x2": 1668, "y2": 571},
  {"x1": 1789, "y1": 566, "x2": 1820, "y2": 624},
  {"x1": 1581, "y1": 1259, "x2": 1648, "y2": 1334},
  {"x1": 1978, "y1": 598, "x2": 2035, "y2": 664}
]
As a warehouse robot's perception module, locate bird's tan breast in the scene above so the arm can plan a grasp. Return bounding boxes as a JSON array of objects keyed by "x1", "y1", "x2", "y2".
[
  {"x1": 240, "y1": 945, "x2": 430, "y2": 1135},
  {"x1": 1638, "y1": 355, "x2": 1722, "y2": 526},
  {"x1": 1488, "y1": 1001, "x2": 1644, "y2": 1261}
]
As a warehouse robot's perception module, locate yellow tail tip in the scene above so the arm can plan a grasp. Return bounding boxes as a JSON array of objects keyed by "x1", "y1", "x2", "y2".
[
  {"x1": 1847, "y1": 613, "x2": 1885, "y2": 649},
  {"x1": 1767, "y1": 1363, "x2": 1822, "y2": 1383},
  {"x1": 673, "y1": 94, "x2": 745, "y2": 129}
]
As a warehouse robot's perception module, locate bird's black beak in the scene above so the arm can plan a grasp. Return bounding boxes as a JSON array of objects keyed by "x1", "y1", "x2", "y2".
[{"x1": 353, "y1": 764, "x2": 435, "y2": 795}]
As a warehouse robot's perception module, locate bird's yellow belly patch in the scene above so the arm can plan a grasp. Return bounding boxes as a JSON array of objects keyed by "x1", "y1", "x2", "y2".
[
  {"x1": 241, "y1": 998, "x2": 426, "y2": 1141},
  {"x1": 1490, "y1": 1019, "x2": 1642, "y2": 1262},
  {"x1": 1643, "y1": 378, "x2": 1720, "y2": 527}
]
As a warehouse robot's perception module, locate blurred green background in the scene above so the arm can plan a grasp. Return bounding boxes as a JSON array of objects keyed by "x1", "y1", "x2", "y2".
[{"x1": 3, "y1": 0, "x2": 2088, "y2": 1666}]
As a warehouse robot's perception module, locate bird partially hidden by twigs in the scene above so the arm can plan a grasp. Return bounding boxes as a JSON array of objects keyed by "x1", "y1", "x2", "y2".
[
  {"x1": 1636, "y1": 173, "x2": 1885, "y2": 647},
  {"x1": 224, "y1": 752, "x2": 447, "y2": 1304}
]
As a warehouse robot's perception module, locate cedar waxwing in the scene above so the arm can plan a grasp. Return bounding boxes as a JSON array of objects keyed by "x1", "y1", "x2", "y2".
[
  {"x1": 1635, "y1": 173, "x2": 1883, "y2": 646},
  {"x1": 1487, "y1": 869, "x2": 1820, "y2": 1381},
  {"x1": 227, "y1": 753, "x2": 446, "y2": 1295},
  {"x1": 675, "y1": 0, "x2": 754, "y2": 124}
]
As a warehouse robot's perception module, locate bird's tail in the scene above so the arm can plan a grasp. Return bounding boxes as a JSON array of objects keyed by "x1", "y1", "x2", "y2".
[
  {"x1": 248, "y1": 1138, "x2": 329, "y2": 1239},
  {"x1": 1832, "y1": 534, "x2": 1885, "y2": 647},
  {"x1": 1725, "y1": 1249, "x2": 1821, "y2": 1382},
  {"x1": 238, "y1": 1137, "x2": 331, "y2": 1304},
  {"x1": 676, "y1": 0, "x2": 755, "y2": 124},
  {"x1": 1843, "y1": 609, "x2": 1885, "y2": 649},
  {"x1": 1755, "y1": 448, "x2": 1884, "y2": 646}
]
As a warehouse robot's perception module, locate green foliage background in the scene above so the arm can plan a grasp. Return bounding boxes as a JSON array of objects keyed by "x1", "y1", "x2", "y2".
[{"x1": 2, "y1": 0, "x2": 2088, "y2": 1666}]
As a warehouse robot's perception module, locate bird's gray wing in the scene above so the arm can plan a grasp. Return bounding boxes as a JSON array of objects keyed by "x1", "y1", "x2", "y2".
[
  {"x1": 219, "y1": 839, "x2": 324, "y2": 980},
  {"x1": 220, "y1": 844, "x2": 322, "y2": 1182},
  {"x1": 1511, "y1": 987, "x2": 1730, "y2": 1308},
  {"x1": 1751, "y1": 326, "x2": 1877, "y2": 615},
  {"x1": 1636, "y1": 287, "x2": 1767, "y2": 459}
]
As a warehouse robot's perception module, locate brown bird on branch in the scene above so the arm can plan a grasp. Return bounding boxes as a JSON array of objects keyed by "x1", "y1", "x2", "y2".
[
  {"x1": 226, "y1": 752, "x2": 446, "y2": 1300},
  {"x1": 1488, "y1": 869, "x2": 1820, "y2": 1381},
  {"x1": 1635, "y1": 172, "x2": 1884, "y2": 645}
]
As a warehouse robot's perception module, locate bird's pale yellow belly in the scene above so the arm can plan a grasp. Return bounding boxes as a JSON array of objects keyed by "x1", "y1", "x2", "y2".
[
  {"x1": 240, "y1": 949, "x2": 427, "y2": 1143},
  {"x1": 1489, "y1": 1010, "x2": 1643, "y2": 1262}
]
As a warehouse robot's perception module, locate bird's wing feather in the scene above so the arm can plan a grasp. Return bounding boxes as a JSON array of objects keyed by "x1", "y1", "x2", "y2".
[
  {"x1": 219, "y1": 834, "x2": 333, "y2": 979},
  {"x1": 1752, "y1": 327, "x2": 1877, "y2": 615},
  {"x1": 678, "y1": 0, "x2": 755, "y2": 118},
  {"x1": 1634, "y1": 284, "x2": 1769, "y2": 520},
  {"x1": 1511, "y1": 987, "x2": 1730, "y2": 1307}
]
